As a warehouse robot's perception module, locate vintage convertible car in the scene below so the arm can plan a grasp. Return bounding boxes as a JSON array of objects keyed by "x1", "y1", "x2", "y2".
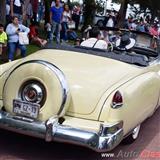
[{"x1": 0, "y1": 30, "x2": 159, "y2": 152}]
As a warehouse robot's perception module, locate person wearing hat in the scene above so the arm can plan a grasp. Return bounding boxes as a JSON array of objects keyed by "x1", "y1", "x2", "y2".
[
  {"x1": 115, "y1": 33, "x2": 136, "y2": 51},
  {"x1": 80, "y1": 26, "x2": 110, "y2": 50}
]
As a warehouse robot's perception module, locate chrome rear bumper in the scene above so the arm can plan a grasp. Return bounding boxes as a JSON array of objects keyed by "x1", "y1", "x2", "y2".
[{"x1": 0, "y1": 111, "x2": 123, "y2": 152}]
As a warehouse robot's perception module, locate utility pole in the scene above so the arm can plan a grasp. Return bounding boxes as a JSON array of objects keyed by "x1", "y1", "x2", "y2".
[{"x1": 0, "y1": 0, "x2": 6, "y2": 25}]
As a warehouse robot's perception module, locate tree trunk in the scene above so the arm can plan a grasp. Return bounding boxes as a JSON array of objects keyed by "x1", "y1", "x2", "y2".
[
  {"x1": 44, "y1": 0, "x2": 52, "y2": 24},
  {"x1": 117, "y1": 0, "x2": 128, "y2": 28},
  {"x1": 83, "y1": 0, "x2": 96, "y2": 29},
  {"x1": 0, "y1": 0, "x2": 6, "y2": 25}
]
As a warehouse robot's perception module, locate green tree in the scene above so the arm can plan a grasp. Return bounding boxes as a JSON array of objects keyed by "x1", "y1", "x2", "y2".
[{"x1": 0, "y1": 0, "x2": 6, "y2": 25}]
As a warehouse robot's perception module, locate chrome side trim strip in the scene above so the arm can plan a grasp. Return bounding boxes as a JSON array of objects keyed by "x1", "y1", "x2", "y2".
[{"x1": 3, "y1": 60, "x2": 69, "y2": 116}]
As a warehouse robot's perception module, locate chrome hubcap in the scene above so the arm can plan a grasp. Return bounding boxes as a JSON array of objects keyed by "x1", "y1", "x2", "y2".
[{"x1": 20, "y1": 81, "x2": 46, "y2": 106}]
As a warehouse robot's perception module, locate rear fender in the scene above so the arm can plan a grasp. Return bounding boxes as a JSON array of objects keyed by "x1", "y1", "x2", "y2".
[
  {"x1": 0, "y1": 60, "x2": 19, "y2": 102},
  {"x1": 99, "y1": 72, "x2": 160, "y2": 135}
]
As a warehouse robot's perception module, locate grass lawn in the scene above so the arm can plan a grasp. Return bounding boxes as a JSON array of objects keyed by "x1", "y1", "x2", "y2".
[{"x1": 26, "y1": 44, "x2": 40, "y2": 56}]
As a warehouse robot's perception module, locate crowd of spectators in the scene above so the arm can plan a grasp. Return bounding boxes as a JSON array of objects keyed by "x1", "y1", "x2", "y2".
[
  {"x1": 102, "y1": 10, "x2": 160, "y2": 39},
  {"x1": 49, "y1": 0, "x2": 80, "y2": 44},
  {"x1": 0, "y1": 0, "x2": 160, "y2": 62},
  {"x1": 123, "y1": 16, "x2": 160, "y2": 38},
  {"x1": 91, "y1": 10, "x2": 160, "y2": 51},
  {"x1": 0, "y1": 0, "x2": 81, "y2": 62}
]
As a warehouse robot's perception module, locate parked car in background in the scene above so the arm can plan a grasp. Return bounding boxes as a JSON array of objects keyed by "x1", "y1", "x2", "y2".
[
  {"x1": 0, "y1": 29, "x2": 159, "y2": 152},
  {"x1": 94, "y1": 14, "x2": 105, "y2": 27}
]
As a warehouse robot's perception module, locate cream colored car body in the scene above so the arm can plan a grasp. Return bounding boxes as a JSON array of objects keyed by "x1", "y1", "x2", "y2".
[{"x1": 0, "y1": 48, "x2": 160, "y2": 151}]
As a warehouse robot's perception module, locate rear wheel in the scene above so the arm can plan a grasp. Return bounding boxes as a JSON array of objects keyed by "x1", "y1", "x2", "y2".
[{"x1": 123, "y1": 124, "x2": 141, "y2": 144}]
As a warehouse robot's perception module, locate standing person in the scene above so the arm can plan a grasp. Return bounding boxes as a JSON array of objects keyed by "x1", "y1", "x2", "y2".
[
  {"x1": 31, "y1": 0, "x2": 38, "y2": 22},
  {"x1": 25, "y1": 0, "x2": 33, "y2": 27},
  {"x1": 50, "y1": 0, "x2": 63, "y2": 44},
  {"x1": 38, "y1": 1, "x2": 45, "y2": 22},
  {"x1": 10, "y1": 0, "x2": 24, "y2": 24},
  {"x1": 6, "y1": 0, "x2": 11, "y2": 25},
  {"x1": 61, "y1": 4, "x2": 71, "y2": 42},
  {"x1": 0, "y1": 24, "x2": 7, "y2": 59},
  {"x1": 6, "y1": 16, "x2": 30, "y2": 62},
  {"x1": 72, "y1": 5, "x2": 81, "y2": 31},
  {"x1": 105, "y1": 12, "x2": 116, "y2": 28}
]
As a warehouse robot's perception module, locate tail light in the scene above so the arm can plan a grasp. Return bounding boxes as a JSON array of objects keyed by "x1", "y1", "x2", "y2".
[{"x1": 111, "y1": 91, "x2": 123, "y2": 109}]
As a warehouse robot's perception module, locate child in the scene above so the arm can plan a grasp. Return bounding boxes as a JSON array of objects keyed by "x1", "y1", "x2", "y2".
[{"x1": 0, "y1": 24, "x2": 7, "y2": 58}]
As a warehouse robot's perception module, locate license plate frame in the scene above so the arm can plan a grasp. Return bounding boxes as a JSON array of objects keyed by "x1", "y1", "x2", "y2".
[{"x1": 13, "y1": 99, "x2": 40, "y2": 119}]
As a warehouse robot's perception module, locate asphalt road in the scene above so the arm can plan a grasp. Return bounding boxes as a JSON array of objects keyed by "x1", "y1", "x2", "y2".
[{"x1": 0, "y1": 107, "x2": 159, "y2": 160}]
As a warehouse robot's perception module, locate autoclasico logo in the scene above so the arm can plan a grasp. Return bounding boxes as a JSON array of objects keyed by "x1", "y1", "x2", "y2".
[
  {"x1": 140, "y1": 150, "x2": 160, "y2": 158},
  {"x1": 101, "y1": 150, "x2": 160, "y2": 159}
]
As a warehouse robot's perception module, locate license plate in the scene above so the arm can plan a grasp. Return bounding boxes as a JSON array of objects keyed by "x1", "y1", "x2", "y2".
[{"x1": 13, "y1": 99, "x2": 40, "y2": 119}]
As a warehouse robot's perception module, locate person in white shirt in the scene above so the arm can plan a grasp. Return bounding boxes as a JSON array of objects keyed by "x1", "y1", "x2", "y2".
[
  {"x1": 6, "y1": 16, "x2": 30, "y2": 61},
  {"x1": 80, "y1": 26, "x2": 109, "y2": 50},
  {"x1": 105, "y1": 12, "x2": 115, "y2": 28}
]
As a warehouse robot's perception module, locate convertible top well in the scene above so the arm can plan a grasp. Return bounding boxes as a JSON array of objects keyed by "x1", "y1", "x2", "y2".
[{"x1": 44, "y1": 44, "x2": 154, "y2": 67}]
